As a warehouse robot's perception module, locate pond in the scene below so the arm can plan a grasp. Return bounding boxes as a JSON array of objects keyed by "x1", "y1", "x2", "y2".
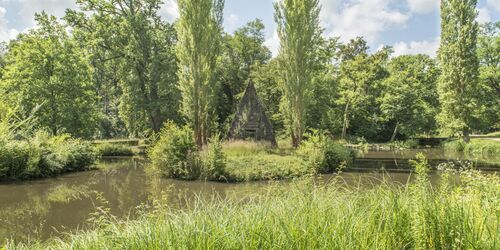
[{"x1": 1, "y1": 149, "x2": 498, "y2": 244}]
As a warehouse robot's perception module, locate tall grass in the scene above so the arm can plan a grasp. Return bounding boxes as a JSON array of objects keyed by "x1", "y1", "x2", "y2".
[
  {"x1": 0, "y1": 108, "x2": 97, "y2": 180},
  {"x1": 10, "y1": 155, "x2": 499, "y2": 249},
  {"x1": 444, "y1": 139, "x2": 500, "y2": 156},
  {"x1": 0, "y1": 132, "x2": 97, "y2": 180},
  {"x1": 94, "y1": 143, "x2": 135, "y2": 157}
]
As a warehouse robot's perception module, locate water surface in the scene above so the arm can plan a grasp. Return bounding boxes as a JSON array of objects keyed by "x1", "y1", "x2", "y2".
[{"x1": 1, "y1": 148, "x2": 498, "y2": 243}]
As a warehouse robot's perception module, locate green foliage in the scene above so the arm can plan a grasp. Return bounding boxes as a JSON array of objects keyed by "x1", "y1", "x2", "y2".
[
  {"x1": 337, "y1": 40, "x2": 391, "y2": 141},
  {"x1": 438, "y1": 0, "x2": 479, "y2": 140},
  {"x1": 380, "y1": 55, "x2": 439, "y2": 140},
  {"x1": 66, "y1": 0, "x2": 181, "y2": 136},
  {"x1": 475, "y1": 22, "x2": 500, "y2": 132},
  {"x1": 225, "y1": 154, "x2": 307, "y2": 182},
  {"x1": 444, "y1": 139, "x2": 500, "y2": 156},
  {"x1": 297, "y1": 130, "x2": 353, "y2": 174},
  {"x1": 13, "y1": 164, "x2": 499, "y2": 249},
  {"x1": 95, "y1": 143, "x2": 135, "y2": 157},
  {"x1": 0, "y1": 132, "x2": 97, "y2": 181},
  {"x1": 201, "y1": 134, "x2": 227, "y2": 181},
  {"x1": 148, "y1": 122, "x2": 200, "y2": 180},
  {"x1": 274, "y1": 0, "x2": 321, "y2": 147},
  {"x1": 217, "y1": 19, "x2": 272, "y2": 128},
  {"x1": 1, "y1": 13, "x2": 97, "y2": 138},
  {"x1": 177, "y1": 0, "x2": 224, "y2": 146}
]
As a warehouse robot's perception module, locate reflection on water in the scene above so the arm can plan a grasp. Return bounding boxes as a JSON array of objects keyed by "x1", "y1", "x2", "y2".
[{"x1": 0, "y1": 149, "x2": 498, "y2": 243}]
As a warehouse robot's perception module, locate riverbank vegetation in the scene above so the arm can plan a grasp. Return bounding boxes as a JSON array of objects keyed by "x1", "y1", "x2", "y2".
[
  {"x1": 94, "y1": 143, "x2": 135, "y2": 157},
  {"x1": 0, "y1": 109, "x2": 97, "y2": 181},
  {"x1": 444, "y1": 139, "x2": 500, "y2": 156},
  {"x1": 148, "y1": 123, "x2": 354, "y2": 182},
  {"x1": 9, "y1": 155, "x2": 499, "y2": 249}
]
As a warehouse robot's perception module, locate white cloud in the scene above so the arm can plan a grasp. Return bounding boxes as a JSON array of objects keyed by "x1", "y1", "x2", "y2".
[
  {"x1": 264, "y1": 29, "x2": 280, "y2": 57},
  {"x1": 487, "y1": 0, "x2": 500, "y2": 13},
  {"x1": 0, "y1": 6, "x2": 19, "y2": 42},
  {"x1": 18, "y1": 0, "x2": 76, "y2": 26},
  {"x1": 321, "y1": 0, "x2": 410, "y2": 44},
  {"x1": 477, "y1": 8, "x2": 491, "y2": 24},
  {"x1": 224, "y1": 13, "x2": 240, "y2": 33},
  {"x1": 393, "y1": 38, "x2": 440, "y2": 57},
  {"x1": 406, "y1": 0, "x2": 439, "y2": 14},
  {"x1": 159, "y1": 0, "x2": 179, "y2": 22}
]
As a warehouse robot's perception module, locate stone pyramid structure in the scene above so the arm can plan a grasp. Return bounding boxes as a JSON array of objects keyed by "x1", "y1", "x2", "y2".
[{"x1": 228, "y1": 81, "x2": 276, "y2": 145}]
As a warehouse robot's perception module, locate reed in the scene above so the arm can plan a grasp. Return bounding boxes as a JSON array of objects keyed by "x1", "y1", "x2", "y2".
[{"x1": 10, "y1": 155, "x2": 499, "y2": 249}]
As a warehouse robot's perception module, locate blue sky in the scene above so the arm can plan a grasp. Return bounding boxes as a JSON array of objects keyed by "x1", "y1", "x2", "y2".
[{"x1": 1, "y1": 0, "x2": 499, "y2": 57}]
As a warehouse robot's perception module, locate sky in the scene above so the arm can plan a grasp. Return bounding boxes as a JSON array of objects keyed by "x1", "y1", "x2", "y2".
[{"x1": 0, "y1": 0, "x2": 499, "y2": 57}]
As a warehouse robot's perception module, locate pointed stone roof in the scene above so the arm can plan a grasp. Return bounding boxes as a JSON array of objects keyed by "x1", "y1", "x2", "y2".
[{"x1": 228, "y1": 81, "x2": 276, "y2": 145}]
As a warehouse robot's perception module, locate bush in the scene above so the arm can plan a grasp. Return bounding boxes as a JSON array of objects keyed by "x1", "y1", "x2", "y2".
[
  {"x1": 148, "y1": 122, "x2": 200, "y2": 180},
  {"x1": 0, "y1": 132, "x2": 97, "y2": 181},
  {"x1": 201, "y1": 134, "x2": 227, "y2": 181},
  {"x1": 95, "y1": 143, "x2": 135, "y2": 157},
  {"x1": 0, "y1": 141, "x2": 34, "y2": 179},
  {"x1": 298, "y1": 130, "x2": 354, "y2": 173}
]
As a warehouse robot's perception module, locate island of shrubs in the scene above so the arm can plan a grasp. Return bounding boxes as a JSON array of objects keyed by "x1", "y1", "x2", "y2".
[{"x1": 148, "y1": 122, "x2": 355, "y2": 182}]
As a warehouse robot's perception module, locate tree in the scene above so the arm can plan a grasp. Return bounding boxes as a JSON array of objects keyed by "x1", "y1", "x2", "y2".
[
  {"x1": 0, "y1": 13, "x2": 97, "y2": 138},
  {"x1": 438, "y1": 0, "x2": 479, "y2": 142},
  {"x1": 475, "y1": 22, "x2": 500, "y2": 131},
  {"x1": 337, "y1": 39, "x2": 390, "y2": 140},
  {"x1": 380, "y1": 55, "x2": 439, "y2": 141},
  {"x1": 177, "y1": 0, "x2": 224, "y2": 146},
  {"x1": 66, "y1": 0, "x2": 180, "y2": 137},
  {"x1": 217, "y1": 19, "x2": 272, "y2": 128},
  {"x1": 274, "y1": 0, "x2": 321, "y2": 147}
]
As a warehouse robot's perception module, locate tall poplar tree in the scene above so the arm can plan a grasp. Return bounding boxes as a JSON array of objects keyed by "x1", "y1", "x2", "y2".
[
  {"x1": 176, "y1": 0, "x2": 224, "y2": 147},
  {"x1": 438, "y1": 0, "x2": 479, "y2": 142},
  {"x1": 274, "y1": 0, "x2": 321, "y2": 147}
]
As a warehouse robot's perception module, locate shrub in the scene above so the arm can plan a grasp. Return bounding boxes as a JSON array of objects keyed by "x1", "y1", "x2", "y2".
[
  {"x1": 298, "y1": 130, "x2": 354, "y2": 173},
  {"x1": 148, "y1": 122, "x2": 200, "y2": 180},
  {"x1": 0, "y1": 141, "x2": 34, "y2": 179},
  {"x1": 201, "y1": 134, "x2": 227, "y2": 181},
  {"x1": 95, "y1": 143, "x2": 135, "y2": 157},
  {"x1": 0, "y1": 132, "x2": 97, "y2": 181}
]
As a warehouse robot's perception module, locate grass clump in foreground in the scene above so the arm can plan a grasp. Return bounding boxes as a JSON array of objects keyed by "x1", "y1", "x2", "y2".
[
  {"x1": 444, "y1": 139, "x2": 500, "y2": 156},
  {"x1": 148, "y1": 124, "x2": 354, "y2": 182},
  {"x1": 11, "y1": 154, "x2": 499, "y2": 249}
]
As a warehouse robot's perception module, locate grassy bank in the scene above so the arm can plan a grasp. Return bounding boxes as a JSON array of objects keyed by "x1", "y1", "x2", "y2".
[
  {"x1": 444, "y1": 139, "x2": 500, "y2": 156},
  {"x1": 0, "y1": 132, "x2": 97, "y2": 181},
  {"x1": 148, "y1": 123, "x2": 354, "y2": 182},
  {"x1": 94, "y1": 143, "x2": 135, "y2": 157},
  {"x1": 10, "y1": 155, "x2": 499, "y2": 249}
]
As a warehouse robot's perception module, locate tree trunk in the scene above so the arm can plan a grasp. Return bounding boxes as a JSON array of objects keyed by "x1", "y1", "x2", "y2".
[
  {"x1": 463, "y1": 128, "x2": 471, "y2": 143},
  {"x1": 341, "y1": 102, "x2": 350, "y2": 140},
  {"x1": 390, "y1": 122, "x2": 399, "y2": 142},
  {"x1": 291, "y1": 129, "x2": 299, "y2": 148}
]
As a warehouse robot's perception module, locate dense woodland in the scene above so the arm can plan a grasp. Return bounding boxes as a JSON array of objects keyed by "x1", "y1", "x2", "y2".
[{"x1": 0, "y1": 0, "x2": 498, "y2": 144}]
